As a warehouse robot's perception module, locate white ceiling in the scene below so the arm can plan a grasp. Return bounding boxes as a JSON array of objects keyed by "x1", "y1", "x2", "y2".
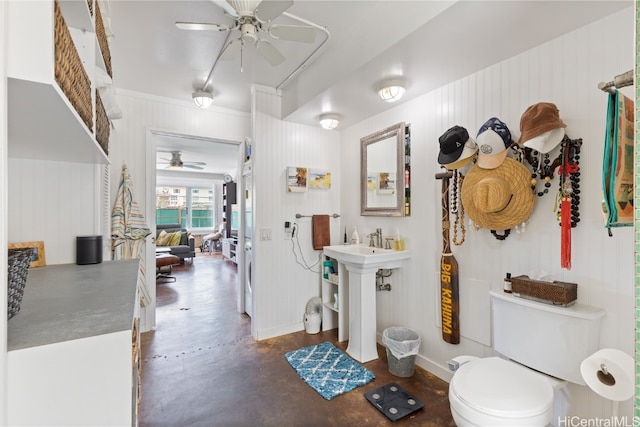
[{"x1": 108, "y1": 0, "x2": 631, "y2": 176}]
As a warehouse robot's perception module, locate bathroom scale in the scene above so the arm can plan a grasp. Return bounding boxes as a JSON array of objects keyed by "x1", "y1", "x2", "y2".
[{"x1": 364, "y1": 382, "x2": 424, "y2": 421}]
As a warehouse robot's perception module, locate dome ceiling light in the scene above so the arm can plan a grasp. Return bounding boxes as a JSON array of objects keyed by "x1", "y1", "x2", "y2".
[
  {"x1": 377, "y1": 78, "x2": 406, "y2": 103},
  {"x1": 319, "y1": 113, "x2": 341, "y2": 130}
]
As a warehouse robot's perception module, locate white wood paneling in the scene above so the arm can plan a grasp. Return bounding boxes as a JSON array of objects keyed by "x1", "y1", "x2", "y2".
[
  {"x1": 0, "y1": 1, "x2": 8, "y2": 423},
  {"x1": 252, "y1": 86, "x2": 341, "y2": 339},
  {"x1": 340, "y1": 6, "x2": 634, "y2": 421},
  {"x1": 7, "y1": 159, "x2": 100, "y2": 265},
  {"x1": 109, "y1": 90, "x2": 250, "y2": 331}
]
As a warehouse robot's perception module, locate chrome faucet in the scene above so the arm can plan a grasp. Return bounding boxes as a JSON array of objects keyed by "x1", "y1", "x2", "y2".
[{"x1": 367, "y1": 228, "x2": 384, "y2": 248}]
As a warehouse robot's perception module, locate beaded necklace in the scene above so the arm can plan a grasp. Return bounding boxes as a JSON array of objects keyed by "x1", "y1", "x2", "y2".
[
  {"x1": 525, "y1": 147, "x2": 562, "y2": 197},
  {"x1": 450, "y1": 170, "x2": 466, "y2": 245}
]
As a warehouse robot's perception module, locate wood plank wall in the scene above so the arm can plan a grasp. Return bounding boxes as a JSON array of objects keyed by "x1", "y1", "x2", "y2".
[{"x1": 338, "y1": 6, "x2": 634, "y2": 421}]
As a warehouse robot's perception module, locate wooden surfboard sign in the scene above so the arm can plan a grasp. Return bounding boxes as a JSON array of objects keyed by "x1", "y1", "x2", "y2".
[{"x1": 435, "y1": 171, "x2": 460, "y2": 344}]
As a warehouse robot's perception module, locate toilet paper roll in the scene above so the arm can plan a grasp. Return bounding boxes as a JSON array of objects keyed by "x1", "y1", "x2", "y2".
[{"x1": 580, "y1": 348, "x2": 634, "y2": 402}]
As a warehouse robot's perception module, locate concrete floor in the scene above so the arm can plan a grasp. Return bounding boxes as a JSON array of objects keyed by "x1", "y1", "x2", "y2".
[{"x1": 140, "y1": 252, "x2": 455, "y2": 426}]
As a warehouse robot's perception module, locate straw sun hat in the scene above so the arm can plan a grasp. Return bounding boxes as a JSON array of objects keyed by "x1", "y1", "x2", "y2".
[{"x1": 461, "y1": 157, "x2": 536, "y2": 230}]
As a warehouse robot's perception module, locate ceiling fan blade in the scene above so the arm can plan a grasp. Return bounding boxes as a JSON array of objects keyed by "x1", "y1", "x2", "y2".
[
  {"x1": 269, "y1": 25, "x2": 316, "y2": 43},
  {"x1": 220, "y1": 39, "x2": 241, "y2": 61},
  {"x1": 255, "y1": 0, "x2": 292, "y2": 22},
  {"x1": 256, "y1": 40, "x2": 285, "y2": 66},
  {"x1": 185, "y1": 161, "x2": 207, "y2": 166},
  {"x1": 184, "y1": 164, "x2": 205, "y2": 170},
  {"x1": 176, "y1": 21, "x2": 230, "y2": 32},
  {"x1": 213, "y1": 0, "x2": 240, "y2": 17}
]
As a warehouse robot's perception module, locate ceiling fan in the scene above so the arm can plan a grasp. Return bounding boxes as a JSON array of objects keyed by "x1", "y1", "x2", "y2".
[
  {"x1": 176, "y1": 0, "x2": 317, "y2": 67},
  {"x1": 158, "y1": 151, "x2": 207, "y2": 170}
]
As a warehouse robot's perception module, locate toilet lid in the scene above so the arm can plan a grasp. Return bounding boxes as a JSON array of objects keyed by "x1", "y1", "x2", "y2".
[{"x1": 450, "y1": 357, "x2": 553, "y2": 418}]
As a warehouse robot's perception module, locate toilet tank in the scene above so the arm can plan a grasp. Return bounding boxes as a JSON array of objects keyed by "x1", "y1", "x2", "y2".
[{"x1": 490, "y1": 291, "x2": 605, "y2": 385}]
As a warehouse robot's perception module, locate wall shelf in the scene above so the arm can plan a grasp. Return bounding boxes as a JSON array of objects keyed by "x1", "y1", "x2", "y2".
[{"x1": 7, "y1": 0, "x2": 111, "y2": 165}]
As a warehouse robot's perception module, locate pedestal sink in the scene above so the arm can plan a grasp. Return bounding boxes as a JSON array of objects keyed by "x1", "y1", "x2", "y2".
[{"x1": 323, "y1": 244, "x2": 411, "y2": 363}]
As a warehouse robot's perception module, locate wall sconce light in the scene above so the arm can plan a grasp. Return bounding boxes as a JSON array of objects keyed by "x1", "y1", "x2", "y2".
[
  {"x1": 319, "y1": 113, "x2": 341, "y2": 130},
  {"x1": 377, "y1": 78, "x2": 406, "y2": 103},
  {"x1": 192, "y1": 90, "x2": 214, "y2": 108}
]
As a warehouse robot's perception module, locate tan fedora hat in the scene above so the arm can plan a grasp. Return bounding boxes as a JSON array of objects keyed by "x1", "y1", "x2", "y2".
[{"x1": 461, "y1": 158, "x2": 536, "y2": 230}]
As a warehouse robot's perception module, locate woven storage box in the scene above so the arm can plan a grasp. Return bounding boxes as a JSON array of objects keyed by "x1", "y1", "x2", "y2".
[
  {"x1": 54, "y1": 0, "x2": 93, "y2": 131},
  {"x1": 96, "y1": 90, "x2": 109, "y2": 155},
  {"x1": 7, "y1": 249, "x2": 31, "y2": 320},
  {"x1": 95, "y1": 1, "x2": 112, "y2": 77},
  {"x1": 510, "y1": 275, "x2": 577, "y2": 306}
]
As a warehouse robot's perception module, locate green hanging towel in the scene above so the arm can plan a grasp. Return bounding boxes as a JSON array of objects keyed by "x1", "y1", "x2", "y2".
[{"x1": 601, "y1": 90, "x2": 634, "y2": 232}]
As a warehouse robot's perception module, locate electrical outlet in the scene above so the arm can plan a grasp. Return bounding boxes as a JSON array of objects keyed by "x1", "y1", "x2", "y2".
[{"x1": 260, "y1": 228, "x2": 272, "y2": 241}]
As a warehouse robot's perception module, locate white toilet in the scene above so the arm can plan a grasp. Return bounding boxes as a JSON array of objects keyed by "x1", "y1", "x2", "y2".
[{"x1": 448, "y1": 291, "x2": 606, "y2": 426}]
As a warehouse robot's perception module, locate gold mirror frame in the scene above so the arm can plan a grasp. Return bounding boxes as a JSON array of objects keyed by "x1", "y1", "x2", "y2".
[{"x1": 361, "y1": 122, "x2": 406, "y2": 216}]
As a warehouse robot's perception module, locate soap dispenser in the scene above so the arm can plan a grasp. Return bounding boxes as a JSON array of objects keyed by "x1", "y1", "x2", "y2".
[
  {"x1": 351, "y1": 227, "x2": 360, "y2": 245},
  {"x1": 394, "y1": 229, "x2": 405, "y2": 251}
]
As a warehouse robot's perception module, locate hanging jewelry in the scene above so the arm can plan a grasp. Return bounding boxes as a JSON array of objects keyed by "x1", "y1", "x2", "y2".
[
  {"x1": 526, "y1": 147, "x2": 561, "y2": 197},
  {"x1": 557, "y1": 136, "x2": 582, "y2": 270},
  {"x1": 450, "y1": 170, "x2": 466, "y2": 246},
  {"x1": 556, "y1": 137, "x2": 582, "y2": 228},
  {"x1": 491, "y1": 229, "x2": 511, "y2": 240}
]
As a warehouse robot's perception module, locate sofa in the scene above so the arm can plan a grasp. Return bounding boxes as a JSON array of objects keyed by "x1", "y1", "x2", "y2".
[{"x1": 155, "y1": 224, "x2": 196, "y2": 263}]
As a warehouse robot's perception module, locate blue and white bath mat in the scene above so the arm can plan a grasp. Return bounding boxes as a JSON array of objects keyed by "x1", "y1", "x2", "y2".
[{"x1": 285, "y1": 341, "x2": 375, "y2": 400}]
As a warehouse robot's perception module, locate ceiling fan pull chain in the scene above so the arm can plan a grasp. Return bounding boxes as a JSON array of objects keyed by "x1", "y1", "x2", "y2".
[{"x1": 240, "y1": 39, "x2": 244, "y2": 73}]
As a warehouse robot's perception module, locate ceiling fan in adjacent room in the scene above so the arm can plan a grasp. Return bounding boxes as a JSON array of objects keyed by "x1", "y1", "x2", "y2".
[
  {"x1": 175, "y1": 0, "x2": 317, "y2": 67},
  {"x1": 158, "y1": 151, "x2": 206, "y2": 170}
]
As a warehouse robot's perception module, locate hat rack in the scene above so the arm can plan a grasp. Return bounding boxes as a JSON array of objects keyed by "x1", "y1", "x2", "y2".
[{"x1": 598, "y1": 70, "x2": 633, "y2": 93}]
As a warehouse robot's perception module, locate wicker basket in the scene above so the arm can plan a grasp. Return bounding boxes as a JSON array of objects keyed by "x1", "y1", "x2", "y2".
[
  {"x1": 54, "y1": 0, "x2": 93, "y2": 131},
  {"x1": 510, "y1": 275, "x2": 577, "y2": 306},
  {"x1": 95, "y1": 1, "x2": 112, "y2": 78},
  {"x1": 8, "y1": 249, "x2": 32, "y2": 320},
  {"x1": 96, "y1": 90, "x2": 109, "y2": 155}
]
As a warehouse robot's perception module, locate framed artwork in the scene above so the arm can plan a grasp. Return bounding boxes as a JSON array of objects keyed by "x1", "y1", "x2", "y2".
[
  {"x1": 8, "y1": 241, "x2": 46, "y2": 268},
  {"x1": 287, "y1": 166, "x2": 307, "y2": 192},
  {"x1": 367, "y1": 174, "x2": 377, "y2": 191},
  {"x1": 377, "y1": 172, "x2": 396, "y2": 194},
  {"x1": 309, "y1": 169, "x2": 331, "y2": 189}
]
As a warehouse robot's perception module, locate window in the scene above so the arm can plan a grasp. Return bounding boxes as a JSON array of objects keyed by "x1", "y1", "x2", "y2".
[
  {"x1": 190, "y1": 187, "x2": 213, "y2": 228},
  {"x1": 156, "y1": 186, "x2": 214, "y2": 229}
]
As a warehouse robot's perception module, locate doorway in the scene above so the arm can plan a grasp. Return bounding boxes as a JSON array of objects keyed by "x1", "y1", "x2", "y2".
[{"x1": 144, "y1": 129, "x2": 243, "y2": 331}]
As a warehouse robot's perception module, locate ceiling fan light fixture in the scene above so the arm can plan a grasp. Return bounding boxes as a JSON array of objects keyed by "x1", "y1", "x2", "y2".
[
  {"x1": 192, "y1": 90, "x2": 214, "y2": 108},
  {"x1": 319, "y1": 113, "x2": 341, "y2": 130},
  {"x1": 377, "y1": 78, "x2": 406, "y2": 103}
]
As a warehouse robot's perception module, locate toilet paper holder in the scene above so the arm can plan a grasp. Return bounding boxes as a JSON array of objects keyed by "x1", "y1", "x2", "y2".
[
  {"x1": 581, "y1": 348, "x2": 633, "y2": 417},
  {"x1": 597, "y1": 363, "x2": 615, "y2": 386}
]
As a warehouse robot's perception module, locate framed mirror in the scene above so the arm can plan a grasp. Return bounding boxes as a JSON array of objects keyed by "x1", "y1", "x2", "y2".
[{"x1": 361, "y1": 122, "x2": 407, "y2": 216}]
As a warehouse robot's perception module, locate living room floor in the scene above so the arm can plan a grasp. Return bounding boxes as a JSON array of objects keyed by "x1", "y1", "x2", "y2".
[{"x1": 140, "y1": 251, "x2": 455, "y2": 426}]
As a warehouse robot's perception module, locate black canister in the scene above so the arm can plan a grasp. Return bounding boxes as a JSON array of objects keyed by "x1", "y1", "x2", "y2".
[{"x1": 76, "y1": 236, "x2": 103, "y2": 265}]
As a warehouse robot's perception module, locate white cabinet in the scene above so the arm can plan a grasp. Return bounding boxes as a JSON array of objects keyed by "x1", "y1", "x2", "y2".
[
  {"x1": 7, "y1": 260, "x2": 140, "y2": 426},
  {"x1": 321, "y1": 254, "x2": 349, "y2": 342},
  {"x1": 222, "y1": 237, "x2": 237, "y2": 263},
  {"x1": 7, "y1": 0, "x2": 111, "y2": 164}
]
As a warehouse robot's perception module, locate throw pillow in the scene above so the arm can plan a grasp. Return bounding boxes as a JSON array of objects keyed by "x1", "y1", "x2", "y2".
[
  {"x1": 156, "y1": 230, "x2": 171, "y2": 246},
  {"x1": 180, "y1": 231, "x2": 189, "y2": 246},
  {"x1": 167, "y1": 231, "x2": 182, "y2": 246}
]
